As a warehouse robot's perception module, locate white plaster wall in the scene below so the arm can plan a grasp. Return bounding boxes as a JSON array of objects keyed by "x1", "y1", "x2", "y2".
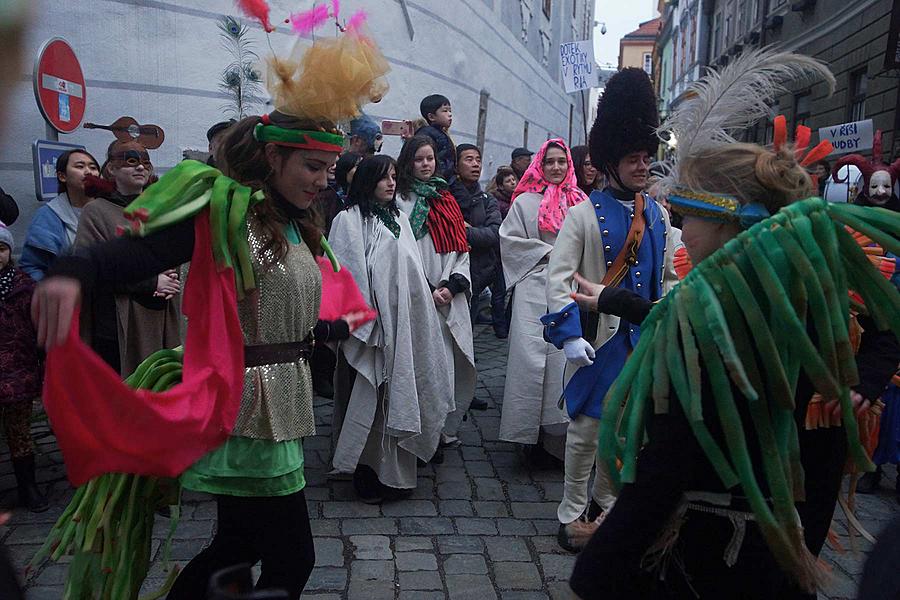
[{"x1": 1, "y1": 0, "x2": 590, "y2": 249}]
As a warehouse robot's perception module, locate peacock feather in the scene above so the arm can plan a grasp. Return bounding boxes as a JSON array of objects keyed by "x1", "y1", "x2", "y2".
[{"x1": 218, "y1": 15, "x2": 266, "y2": 119}]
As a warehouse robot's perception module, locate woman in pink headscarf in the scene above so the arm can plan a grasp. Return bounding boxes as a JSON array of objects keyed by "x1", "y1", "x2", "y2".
[{"x1": 497, "y1": 139, "x2": 588, "y2": 463}]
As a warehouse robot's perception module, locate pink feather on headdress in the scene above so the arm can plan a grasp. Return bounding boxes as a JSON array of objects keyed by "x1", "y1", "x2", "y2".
[
  {"x1": 236, "y1": 0, "x2": 275, "y2": 32},
  {"x1": 288, "y1": 5, "x2": 330, "y2": 35},
  {"x1": 331, "y1": 0, "x2": 341, "y2": 21},
  {"x1": 346, "y1": 9, "x2": 368, "y2": 31}
]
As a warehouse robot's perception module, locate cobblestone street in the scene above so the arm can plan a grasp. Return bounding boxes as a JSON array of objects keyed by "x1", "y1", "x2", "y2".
[{"x1": 2, "y1": 327, "x2": 898, "y2": 599}]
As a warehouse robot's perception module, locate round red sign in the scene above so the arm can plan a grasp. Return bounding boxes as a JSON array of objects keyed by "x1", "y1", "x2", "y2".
[{"x1": 33, "y1": 38, "x2": 87, "y2": 133}]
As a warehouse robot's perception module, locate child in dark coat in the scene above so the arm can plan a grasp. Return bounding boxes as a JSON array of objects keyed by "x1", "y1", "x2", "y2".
[
  {"x1": 0, "y1": 222, "x2": 48, "y2": 512},
  {"x1": 415, "y1": 94, "x2": 456, "y2": 181}
]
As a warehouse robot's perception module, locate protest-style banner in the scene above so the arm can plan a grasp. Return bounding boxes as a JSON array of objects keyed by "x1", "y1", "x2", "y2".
[
  {"x1": 560, "y1": 40, "x2": 598, "y2": 93},
  {"x1": 818, "y1": 119, "x2": 874, "y2": 155}
]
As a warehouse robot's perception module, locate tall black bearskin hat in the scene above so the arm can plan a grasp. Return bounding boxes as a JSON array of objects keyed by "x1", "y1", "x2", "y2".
[{"x1": 589, "y1": 67, "x2": 659, "y2": 172}]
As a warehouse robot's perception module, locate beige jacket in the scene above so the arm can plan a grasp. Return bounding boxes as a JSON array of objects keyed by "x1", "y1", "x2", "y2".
[{"x1": 545, "y1": 195, "x2": 681, "y2": 383}]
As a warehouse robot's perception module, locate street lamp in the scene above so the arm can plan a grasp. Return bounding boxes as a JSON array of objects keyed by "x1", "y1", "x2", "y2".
[{"x1": 594, "y1": 20, "x2": 607, "y2": 35}]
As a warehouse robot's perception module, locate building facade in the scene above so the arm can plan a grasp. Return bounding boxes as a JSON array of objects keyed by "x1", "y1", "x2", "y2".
[
  {"x1": 703, "y1": 0, "x2": 899, "y2": 160},
  {"x1": 2, "y1": 0, "x2": 594, "y2": 247},
  {"x1": 619, "y1": 18, "x2": 661, "y2": 73}
]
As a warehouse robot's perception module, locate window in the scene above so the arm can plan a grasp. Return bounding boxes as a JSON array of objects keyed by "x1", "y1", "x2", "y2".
[
  {"x1": 543, "y1": 0, "x2": 551, "y2": 18},
  {"x1": 643, "y1": 52, "x2": 653, "y2": 75},
  {"x1": 523, "y1": 120, "x2": 529, "y2": 147},
  {"x1": 477, "y1": 90, "x2": 490, "y2": 153},
  {"x1": 690, "y1": 13, "x2": 697, "y2": 63},
  {"x1": 793, "y1": 91, "x2": 811, "y2": 128},
  {"x1": 572, "y1": 0, "x2": 577, "y2": 19},
  {"x1": 848, "y1": 69, "x2": 867, "y2": 121},
  {"x1": 712, "y1": 12, "x2": 722, "y2": 57},
  {"x1": 724, "y1": 14, "x2": 732, "y2": 47}
]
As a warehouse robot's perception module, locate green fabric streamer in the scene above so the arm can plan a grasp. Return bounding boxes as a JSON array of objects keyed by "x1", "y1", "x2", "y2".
[
  {"x1": 599, "y1": 197, "x2": 900, "y2": 584},
  {"x1": 32, "y1": 349, "x2": 185, "y2": 600},
  {"x1": 123, "y1": 160, "x2": 264, "y2": 298}
]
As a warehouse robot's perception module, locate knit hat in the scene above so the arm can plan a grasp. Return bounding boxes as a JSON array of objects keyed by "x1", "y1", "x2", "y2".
[{"x1": 0, "y1": 221, "x2": 13, "y2": 250}]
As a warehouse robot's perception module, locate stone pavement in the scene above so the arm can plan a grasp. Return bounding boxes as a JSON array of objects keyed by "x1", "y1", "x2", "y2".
[{"x1": 2, "y1": 326, "x2": 898, "y2": 599}]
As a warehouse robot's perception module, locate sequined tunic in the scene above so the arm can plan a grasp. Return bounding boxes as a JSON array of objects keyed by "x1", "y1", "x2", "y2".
[
  {"x1": 180, "y1": 216, "x2": 321, "y2": 498},
  {"x1": 232, "y1": 215, "x2": 321, "y2": 440}
]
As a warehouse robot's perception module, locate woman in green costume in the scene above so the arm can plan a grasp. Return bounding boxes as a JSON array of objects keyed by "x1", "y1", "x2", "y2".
[
  {"x1": 30, "y1": 22, "x2": 389, "y2": 597},
  {"x1": 566, "y1": 50, "x2": 900, "y2": 599}
]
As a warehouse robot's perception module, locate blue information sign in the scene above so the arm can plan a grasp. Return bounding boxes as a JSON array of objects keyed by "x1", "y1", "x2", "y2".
[{"x1": 32, "y1": 139, "x2": 86, "y2": 201}]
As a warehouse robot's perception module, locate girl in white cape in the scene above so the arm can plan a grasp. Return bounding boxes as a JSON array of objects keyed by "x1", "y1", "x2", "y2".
[
  {"x1": 328, "y1": 155, "x2": 454, "y2": 502},
  {"x1": 395, "y1": 136, "x2": 476, "y2": 451}
]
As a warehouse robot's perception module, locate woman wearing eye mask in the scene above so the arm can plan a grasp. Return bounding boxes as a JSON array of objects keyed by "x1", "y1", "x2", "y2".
[{"x1": 73, "y1": 140, "x2": 182, "y2": 376}]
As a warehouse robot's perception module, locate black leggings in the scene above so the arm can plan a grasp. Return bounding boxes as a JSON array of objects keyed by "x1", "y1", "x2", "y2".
[{"x1": 167, "y1": 489, "x2": 315, "y2": 600}]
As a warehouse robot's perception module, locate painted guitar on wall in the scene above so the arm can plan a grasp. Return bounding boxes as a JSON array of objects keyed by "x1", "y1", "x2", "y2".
[{"x1": 83, "y1": 116, "x2": 165, "y2": 149}]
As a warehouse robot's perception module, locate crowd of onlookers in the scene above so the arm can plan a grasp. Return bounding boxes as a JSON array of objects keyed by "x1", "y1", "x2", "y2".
[{"x1": 0, "y1": 89, "x2": 613, "y2": 513}]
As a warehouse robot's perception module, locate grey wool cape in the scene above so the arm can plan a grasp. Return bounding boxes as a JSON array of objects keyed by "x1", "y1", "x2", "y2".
[{"x1": 328, "y1": 205, "x2": 454, "y2": 488}]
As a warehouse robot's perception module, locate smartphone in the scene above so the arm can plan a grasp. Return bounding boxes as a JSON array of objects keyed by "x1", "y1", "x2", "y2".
[{"x1": 382, "y1": 119, "x2": 412, "y2": 137}]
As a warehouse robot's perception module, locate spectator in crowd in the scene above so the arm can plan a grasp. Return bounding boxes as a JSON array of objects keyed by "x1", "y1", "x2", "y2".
[
  {"x1": 416, "y1": 94, "x2": 456, "y2": 180},
  {"x1": 395, "y1": 135, "x2": 475, "y2": 451},
  {"x1": 511, "y1": 147, "x2": 533, "y2": 180},
  {"x1": 335, "y1": 152, "x2": 363, "y2": 198},
  {"x1": 811, "y1": 158, "x2": 830, "y2": 197},
  {"x1": 20, "y1": 150, "x2": 100, "y2": 281},
  {"x1": 491, "y1": 166, "x2": 517, "y2": 220},
  {"x1": 206, "y1": 119, "x2": 236, "y2": 166},
  {"x1": 0, "y1": 4, "x2": 34, "y2": 594},
  {"x1": 490, "y1": 166, "x2": 517, "y2": 339},
  {"x1": 451, "y1": 144, "x2": 501, "y2": 409},
  {"x1": 571, "y1": 145, "x2": 601, "y2": 196},
  {"x1": 329, "y1": 155, "x2": 454, "y2": 503},
  {"x1": 0, "y1": 222, "x2": 48, "y2": 512},
  {"x1": 0, "y1": 188, "x2": 17, "y2": 226},
  {"x1": 74, "y1": 140, "x2": 181, "y2": 376},
  {"x1": 498, "y1": 139, "x2": 587, "y2": 465},
  {"x1": 348, "y1": 113, "x2": 383, "y2": 157}
]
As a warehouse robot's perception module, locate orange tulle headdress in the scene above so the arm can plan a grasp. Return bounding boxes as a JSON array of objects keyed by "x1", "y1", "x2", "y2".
[{"x1": 267, "y1": 7, "x2": 390, "y2": 124}]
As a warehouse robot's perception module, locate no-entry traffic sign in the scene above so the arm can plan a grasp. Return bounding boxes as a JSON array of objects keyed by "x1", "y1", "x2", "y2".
[{"x1": 33, "y1": 38, "x2": 86, "y2": 133}]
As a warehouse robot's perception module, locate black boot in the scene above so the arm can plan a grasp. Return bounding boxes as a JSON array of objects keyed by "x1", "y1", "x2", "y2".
[
  {"x1": 12, "y1": 455, "x2": 49, "y2": 513},
  {"x1": 469, "y1": 397, "x2": 488, "y2": 410},
  {"x1": 586, "y1": 498, "x2": 604, "y2": 522},
  {"x1": 856, "y1": 466, "x2": 883, "y2": 494},
  {"x1": 895, "y1": 468, "x2": 900, "y2": 505}
]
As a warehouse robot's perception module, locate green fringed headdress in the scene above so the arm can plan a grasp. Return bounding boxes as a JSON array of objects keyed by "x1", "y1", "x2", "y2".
[
  {"x1": 122, "y1": 160, "x2": 264, "y2": 297},
  {"x1": 601, "y1": 198, "x2": 900, "y2": 588}
]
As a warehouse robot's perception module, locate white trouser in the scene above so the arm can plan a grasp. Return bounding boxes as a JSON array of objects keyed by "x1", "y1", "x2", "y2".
[{"x1": 557, "y1": 414, "x2": 617, "y2": 524}]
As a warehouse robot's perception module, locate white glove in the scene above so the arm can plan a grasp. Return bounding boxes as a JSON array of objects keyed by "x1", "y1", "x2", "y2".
[{"x1": 563, "y1": 337, "x2": 595, "y2": 368}]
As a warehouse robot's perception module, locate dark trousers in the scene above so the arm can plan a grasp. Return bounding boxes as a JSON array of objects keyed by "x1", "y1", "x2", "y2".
[
  {"x1": 490, "y1": 270, "x2": 511, "y2": 335},
  {"x1": 167, "y1": 489, "x2": 315, "y2": 600}
]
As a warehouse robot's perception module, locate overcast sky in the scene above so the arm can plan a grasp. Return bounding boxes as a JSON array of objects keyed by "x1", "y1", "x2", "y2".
[{"x1": 593, "y1": 0, "x2": 657, "y2": 68}]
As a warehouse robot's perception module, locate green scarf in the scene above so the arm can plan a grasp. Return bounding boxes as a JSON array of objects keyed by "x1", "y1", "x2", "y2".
[
  {"x1": 408, "y1": 177, "x2": 448, "y2": 240},
  {"x1": 123, "y1": 160, "x2": 264, "y2": 297},
  {"x1": 371, "y1": 203, "x2": 401, "y2": 239}
]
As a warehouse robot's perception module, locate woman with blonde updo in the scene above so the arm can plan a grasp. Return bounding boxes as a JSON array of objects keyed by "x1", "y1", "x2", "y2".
[{"x1": 567, "y1": 54, "x2": 900, "y2": 600}]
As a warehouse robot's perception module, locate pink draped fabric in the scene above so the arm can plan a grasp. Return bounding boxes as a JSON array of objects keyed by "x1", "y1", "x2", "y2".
[
  {"x1": 511, "y1": 138, "x2": 588, "y2": 233},
  {"x1": 42, "y1": 212, "x2": 245, "y2": 486}
]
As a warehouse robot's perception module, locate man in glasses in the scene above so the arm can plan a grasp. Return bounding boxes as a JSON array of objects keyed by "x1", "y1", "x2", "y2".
[{"x1": 73, "y1": 139, "x2": 182, "y2": 376}]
